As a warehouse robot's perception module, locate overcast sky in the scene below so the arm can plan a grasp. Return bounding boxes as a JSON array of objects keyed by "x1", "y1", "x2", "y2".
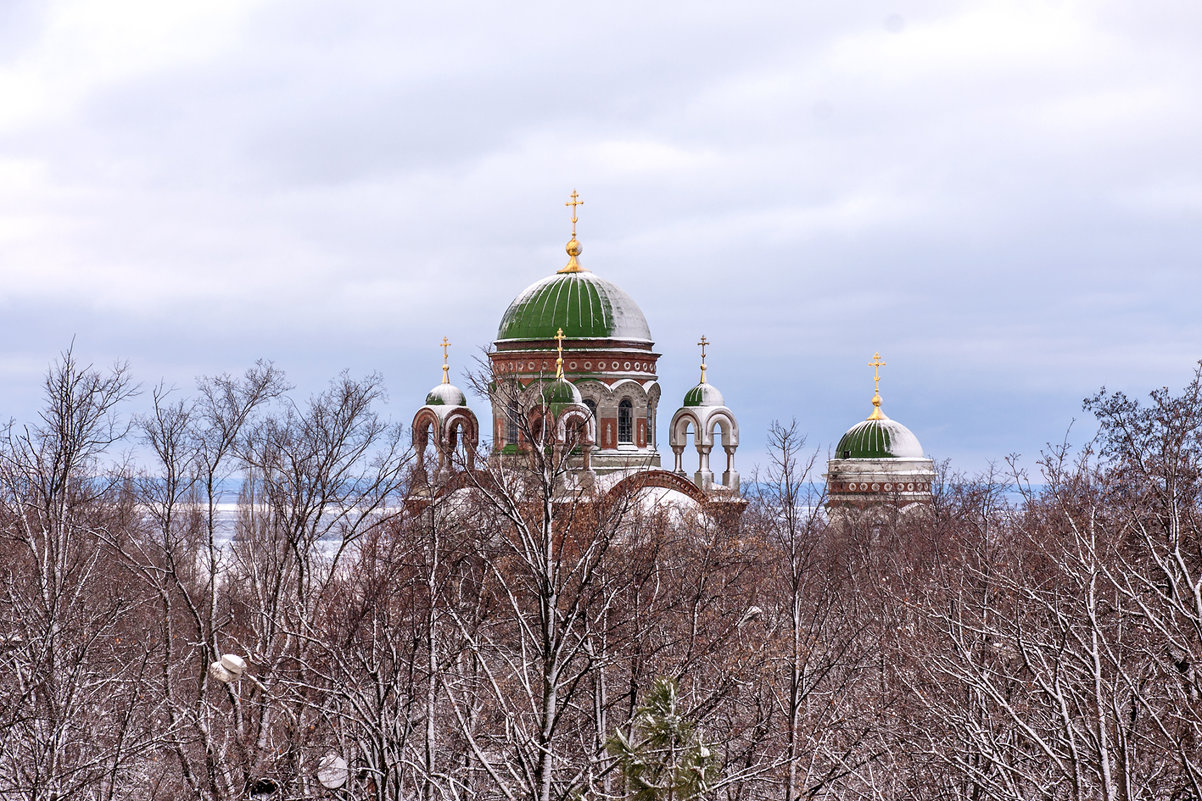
[{"x1": 2, "y1": 0, "x2": 1201, "y2": 476}]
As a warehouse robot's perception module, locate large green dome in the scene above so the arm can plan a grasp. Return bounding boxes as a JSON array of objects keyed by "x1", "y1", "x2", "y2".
[
  {"x1": 496, "y1": 271, "x2": 652, "y2": 342},
  {"x1": 835, "y1": 417, "x2": 924, "y2": 459}
]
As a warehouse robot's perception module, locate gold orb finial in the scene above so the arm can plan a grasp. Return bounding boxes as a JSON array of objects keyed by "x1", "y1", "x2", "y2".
[
  {"x1": 440, "y1": 337, "x2": 452, "y2": 385},
  {"x1": 867, "y1": 351, "x2": 886, "y2": 420},
  {"x1": 559, "y1": 189, "x2": 586, "y2": 273},
  {"x1": 697, "y1": 335, "x2": 710, "y2": 384}
]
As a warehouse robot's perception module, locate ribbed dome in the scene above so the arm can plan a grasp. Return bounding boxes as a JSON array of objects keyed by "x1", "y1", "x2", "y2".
[
  {"x1": 683, "y1": 383, "x2": 725, "y2": 408},
  {"x1": 497, "y1": 271, "x2": 652, "y2": 342},
  {"x1": 540, "y1": 377, "x2": 582, "y2": 411},
  {"x1": 835, "y1": 416, "x2": 924, "y2": 459},
  {"x1": 425, "y1": 384, "x2": 467, "y2": 407}
]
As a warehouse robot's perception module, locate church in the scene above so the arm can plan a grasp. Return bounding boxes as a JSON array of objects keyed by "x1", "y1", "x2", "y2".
[{"x1": 410, "y1": 192, "x2": 933, "y2": 515}]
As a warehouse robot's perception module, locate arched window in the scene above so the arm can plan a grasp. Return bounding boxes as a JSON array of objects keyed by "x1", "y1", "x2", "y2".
[
  {"x1": 646, "y1": 405, "x2": 654, "y2": 447},
  {"x1": 506, "y1": 398, "x2": 519, "y2": 446},
  {"x1": 618, "y1": 399, "x2": 633, "y2": 444},
  {"x1": 584, "y1": 399, "x2": 597, "y2": 420}
]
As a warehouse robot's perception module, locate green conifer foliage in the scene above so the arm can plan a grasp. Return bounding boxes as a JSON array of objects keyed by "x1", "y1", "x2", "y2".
[{"x1": 606, "y1": 678, "x2": 719, "y2": 801}]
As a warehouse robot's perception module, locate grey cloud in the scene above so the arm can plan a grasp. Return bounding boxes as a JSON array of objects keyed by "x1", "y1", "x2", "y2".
[{"x1": 2, "y1": 1, "x2": 1201, "y2": 476}]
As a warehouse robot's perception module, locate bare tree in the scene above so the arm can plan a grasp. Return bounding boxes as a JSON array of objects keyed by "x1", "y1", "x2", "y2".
[
  {"x1": 0, "y1": 348, "x2": 150, "y2": 801},
  {"x1": 11, "y1": 349, "x2": 1202, "y2": 801},
  {"x1": 440, "y1": 381, "x2": 632, "y2": 801},
  {"x1": 108, "y1": 361, "x2": 287, "y2": 800}
]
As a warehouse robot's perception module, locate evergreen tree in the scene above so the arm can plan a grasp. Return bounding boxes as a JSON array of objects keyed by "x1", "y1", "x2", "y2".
[{"x1": 607, "y1": 678, "x2": 719, "y2": 801}]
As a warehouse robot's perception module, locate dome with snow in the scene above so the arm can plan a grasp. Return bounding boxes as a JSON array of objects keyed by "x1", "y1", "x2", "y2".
[
  {"x1": 425, "y1": 383, "x2": 468, "y2": 407},
  {"x1": 835, "y1": 416, "x2": 924, "y2": 459},
  {"x1": 682, "y1": 382, "x2": 725, "y2": 408},
  {"x1": 496, "y1": 269, "x2": 651, "y2": 342},
  {"x1": 540, "y1": 377, "x2": 582, "y2": 411}
]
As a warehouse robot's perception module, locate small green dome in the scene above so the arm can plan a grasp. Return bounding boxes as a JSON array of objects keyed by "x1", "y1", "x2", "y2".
[
  {"x1": 541, "y1": 377, "x2": 582, "y2": 406},
  {"x1": 497, "y1": 271, "x2": 651, "y2": 342},
  {"x1": 835, "y1": 417, "x2": 924, "y2": 459},
  {"x1": 425, "y1": 383, "x2": 467, "y2": 407},
  {"x1": 683, "y1": 383, "x2": 725, "y2": 407}
]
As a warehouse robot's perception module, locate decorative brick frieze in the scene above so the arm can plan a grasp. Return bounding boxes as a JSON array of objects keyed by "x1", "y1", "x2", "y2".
[
  {"x1": 828, "y1": 480, "x2": 930, "y2": 494},
  {"x1": 491, "y1": 338, "x2": 659, "y2": 380}
]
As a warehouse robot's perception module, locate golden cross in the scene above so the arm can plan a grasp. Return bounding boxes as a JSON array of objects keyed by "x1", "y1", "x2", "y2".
[
  {"x1": 554, "y1": 328, "x2": 566, "y2": 379},
  {"x1": 868, "y1": 351, "x2": 886, "y2": 392},
  {"x1": 868, "y1": 351, "x2": 886, "y2": 420},
  {"x1": 440, "y1": 337, "x2": 451, "y2": 384},
  {"x1": 565, "y1": 189, "x2": 583, "y2": 239},
  {"x1": 698, "y1": 335, "x2": 709, "y2": 384}
]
